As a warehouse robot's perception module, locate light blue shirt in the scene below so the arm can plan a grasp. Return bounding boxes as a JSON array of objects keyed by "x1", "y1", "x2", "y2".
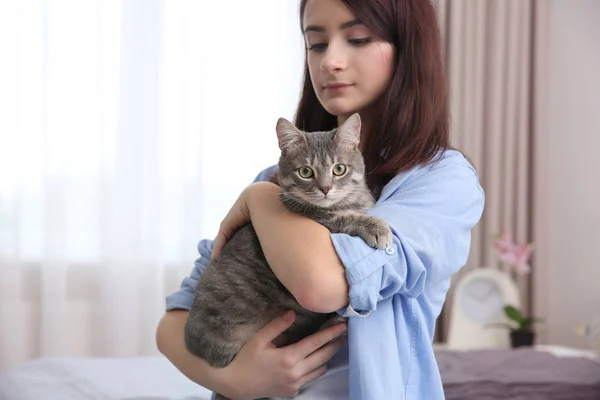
[{"x1": 166, "y1": 149, "x2": 485, "y2": 400}]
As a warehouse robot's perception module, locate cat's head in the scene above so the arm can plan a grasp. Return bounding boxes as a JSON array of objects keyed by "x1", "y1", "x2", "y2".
[{"x1": 275, "y1": 113, "x2": 368, "y2": 209}]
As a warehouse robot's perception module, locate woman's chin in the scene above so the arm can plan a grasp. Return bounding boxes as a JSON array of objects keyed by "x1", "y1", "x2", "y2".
[{"x1": 321, "y1": 99, "x2": 360, "y2": 118}]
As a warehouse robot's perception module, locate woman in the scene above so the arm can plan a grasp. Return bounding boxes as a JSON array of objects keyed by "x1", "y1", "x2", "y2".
[{"x1": 156, "y1": 0, "x2": 485, "y2": 399}]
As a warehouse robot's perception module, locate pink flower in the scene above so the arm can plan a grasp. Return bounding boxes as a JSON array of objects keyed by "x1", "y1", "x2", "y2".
[
  {"x1": 512, "y1": 243, "x2": 533, "y2": 275},
  {"x1": 493, "y1": 232, "x2": 534, "y2": 276},
  {"x1": 494, "y1": 232, "x2": 515, "y2": 263},
  {"x1": 494, "y1": 232, "x2": 513, "y2": 252}
]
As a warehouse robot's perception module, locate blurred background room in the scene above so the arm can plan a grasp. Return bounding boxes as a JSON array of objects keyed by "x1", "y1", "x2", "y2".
[{"x1": 0, "y1": 0, "x2": 599, "y2": 399}]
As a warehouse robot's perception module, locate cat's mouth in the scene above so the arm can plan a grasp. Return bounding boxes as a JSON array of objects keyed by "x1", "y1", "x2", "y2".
[{"x1": 314, "y1": 193, "x2": 339, "y2": 206}]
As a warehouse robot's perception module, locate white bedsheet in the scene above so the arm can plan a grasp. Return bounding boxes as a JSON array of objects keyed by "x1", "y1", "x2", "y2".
[{"x1": 0, "y1": 356, "x2": 213, "y2": 400}]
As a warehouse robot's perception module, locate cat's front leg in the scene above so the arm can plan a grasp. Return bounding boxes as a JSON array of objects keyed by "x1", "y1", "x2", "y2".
[{"x1": 327, "y1": 211, "x2": 393, "y2": 250}]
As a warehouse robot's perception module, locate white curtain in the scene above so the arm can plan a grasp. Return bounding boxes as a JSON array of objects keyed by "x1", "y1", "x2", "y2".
[{"x1": 0, "y1": 0, "x2": 304, "y2": 371}]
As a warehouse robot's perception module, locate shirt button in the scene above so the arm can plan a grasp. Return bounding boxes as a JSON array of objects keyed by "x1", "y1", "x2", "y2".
[{"x1": 385, "y1": 246, "x2": 395, "y2": 255}]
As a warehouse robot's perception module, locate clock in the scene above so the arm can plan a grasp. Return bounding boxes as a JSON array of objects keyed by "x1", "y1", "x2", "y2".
[{"x1": 446, "y1": 267, "x2": 521, "y2": 350}]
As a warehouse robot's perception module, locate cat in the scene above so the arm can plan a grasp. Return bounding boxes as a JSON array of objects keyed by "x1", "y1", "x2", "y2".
[{"x1": 184, "y1": 113, "x2": 392, "y2": 400}]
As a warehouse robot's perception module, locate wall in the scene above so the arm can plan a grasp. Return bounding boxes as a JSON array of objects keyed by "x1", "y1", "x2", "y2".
[{"x1": 536, "y1": 0, "x2": 600, "y2": 348}]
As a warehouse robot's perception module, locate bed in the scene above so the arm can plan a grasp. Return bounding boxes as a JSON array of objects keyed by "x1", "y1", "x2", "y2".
[
  {"x1": 0, "y1": 356, "x2": 213, "y2": 400},
  {"x1": 435, "y1": 345, "x2": 600, "y2": 399},
  {"x1": 1, "y1": 346, "x2": 599, "y2": 400}
]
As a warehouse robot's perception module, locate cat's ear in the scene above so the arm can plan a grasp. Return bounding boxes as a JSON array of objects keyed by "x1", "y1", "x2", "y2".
[
  {"x1": 276, "y1": 118, "x2": 306, "y2": 154},
  {"x1": 335, "y1": 113, "x2": 361, "y2": 149}
]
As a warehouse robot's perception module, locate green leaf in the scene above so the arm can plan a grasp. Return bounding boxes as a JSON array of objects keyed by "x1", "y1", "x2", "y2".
[
  {"x1": 521, "y1": 317, "x2": 544, "y2": 330},
  {"x1": 504, "y1": 305, "x2": 523, "y2": 324},
  {"x1": 521, "y1": 319, "x2": 534, "y2": 331}
]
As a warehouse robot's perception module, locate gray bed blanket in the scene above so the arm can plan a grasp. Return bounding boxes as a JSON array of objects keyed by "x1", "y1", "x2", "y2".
[
  {"x1": 435, "y1": 348, "x2": 600, "y2": 400},
  {"x1": 1, "y1": 350, "x2": 599, "y2": 400}
]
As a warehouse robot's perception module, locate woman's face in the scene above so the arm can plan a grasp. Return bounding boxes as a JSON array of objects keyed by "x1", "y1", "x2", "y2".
[{"x1": 302, "y1": 0, "x2": 395, "y2": 119}]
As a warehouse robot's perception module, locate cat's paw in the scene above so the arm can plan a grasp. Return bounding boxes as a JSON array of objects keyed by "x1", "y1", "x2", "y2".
[{"x1": 360, "y1": 216, "x2": 393, "y2": 249}]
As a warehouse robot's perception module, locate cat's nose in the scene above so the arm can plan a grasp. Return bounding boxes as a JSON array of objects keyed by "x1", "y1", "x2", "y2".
[{"x1": 319, "y1": 186, "x2": 332, "y2": 195}]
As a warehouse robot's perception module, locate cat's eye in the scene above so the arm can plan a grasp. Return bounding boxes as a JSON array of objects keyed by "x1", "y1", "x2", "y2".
[
  {"x1": 298, "y1": 166, "x2": 314, "y2": 179},
  {"x1": 332, "y1": 164, "x2": 347, "y2": 176}
]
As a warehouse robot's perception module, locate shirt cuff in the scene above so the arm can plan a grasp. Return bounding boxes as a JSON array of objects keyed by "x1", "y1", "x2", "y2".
[
  {"x1": 165, "y1": 278, "x2": 196, "y2": 311},
  {"x1": 330, "y1": 232, "x2": 399, "y2": 317}
]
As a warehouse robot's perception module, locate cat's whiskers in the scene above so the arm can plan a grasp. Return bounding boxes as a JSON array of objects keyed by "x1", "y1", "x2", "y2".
[{"x1": 280, "y1": 193, "x2": 312, "y2": 214}]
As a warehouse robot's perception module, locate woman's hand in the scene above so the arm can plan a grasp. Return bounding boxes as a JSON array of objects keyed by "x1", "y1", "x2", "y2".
[
  {"x1": 211, "y1": 186, "x2": 253, "y2": 260},
  {"x1": 157, "y1": 310, "x2": 346, "y2": 400},
  {"x1": 211, "y1": 182, "x2": 279, "y2": 260},
  {"x1": 221, "y1": 310, "x2": 348, "y2": 400}
]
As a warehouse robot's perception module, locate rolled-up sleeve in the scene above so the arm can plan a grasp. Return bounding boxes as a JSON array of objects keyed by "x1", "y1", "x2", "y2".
[
  {"x1": 332, "y1": 158, "x2": 485, "y2": 317},
  {"x1": 164, "y1": 165, "x2": 278, "y2": 312},
  {"x1": 166, "y1": 239, "x2": 214, "y2": 311}
]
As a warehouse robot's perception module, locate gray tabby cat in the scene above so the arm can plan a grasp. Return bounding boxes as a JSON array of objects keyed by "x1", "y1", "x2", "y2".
[{"x1": 184, "y1": 113, "x2": 392, "y2": 399}]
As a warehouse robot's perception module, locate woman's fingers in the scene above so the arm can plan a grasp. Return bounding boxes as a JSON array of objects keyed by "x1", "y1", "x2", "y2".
[
  {"x1": 226, "y1": 314, "x2": 345, "y2": 399},
  {"x1": 252, "y1": 310, "x2": 297, "y2": 348},
  {"x1": 211, "y1": 229, "x2": 229, "y2": 259},
  {"x1": 298, "y1": 335, "x2": 346, "y2": 374},
  {"x1": 284, "y1": 322, "x2": 347, "y2": 364},
  {"x1": 296, "y1": 364, "x2": 328, "y2": 391},
  {"x1": 210, "y1": 189, "x2": 252, "y2": 260},
  {"x1": 291, "y1": 336, "x2": 346, "y2": 391}
]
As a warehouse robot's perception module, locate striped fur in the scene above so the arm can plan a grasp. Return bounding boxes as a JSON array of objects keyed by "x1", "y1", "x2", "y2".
[{"x1": 185, "y1": 115, "x2": 391, "y2": 400}]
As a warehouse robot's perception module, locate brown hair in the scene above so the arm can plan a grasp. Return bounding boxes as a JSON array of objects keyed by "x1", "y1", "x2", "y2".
[{"x1": 296, "y1": 0, "x2": 450, "y2": 191}]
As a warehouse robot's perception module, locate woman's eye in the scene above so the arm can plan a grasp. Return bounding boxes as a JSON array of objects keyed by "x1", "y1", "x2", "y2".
[
  {"x1": 349, "y1": 37, "x2": 373, "y2": 46},
  {"x1": 308, "y1": 43, "x2": 327, "y2": 52},
  {"x1": 332, "y1": 164, "x2": 347, "y2": 176},
  {"x1": 298, "y1": 166, "x2": 314, "y2": 178}
]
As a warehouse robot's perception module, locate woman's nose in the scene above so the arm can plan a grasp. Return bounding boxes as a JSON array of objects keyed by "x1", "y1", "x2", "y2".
[{"x1": 320, "y1": 43, "x2": 347, "y2": 73}]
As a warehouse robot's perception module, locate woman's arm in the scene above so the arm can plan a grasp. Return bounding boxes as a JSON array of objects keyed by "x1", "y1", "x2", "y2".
[
  {"x1": 246, "y1": 182, "x2": 349, "y2": 313},
  {"x1": 156, "y1": 310, "x2": 234, "y2": 396},
  {"x1": 244, "y1": 154, "x2": 485, "y2": 318},
  {"x1": 156, "y1": 309, "x2": 348, "y2": 400}
]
